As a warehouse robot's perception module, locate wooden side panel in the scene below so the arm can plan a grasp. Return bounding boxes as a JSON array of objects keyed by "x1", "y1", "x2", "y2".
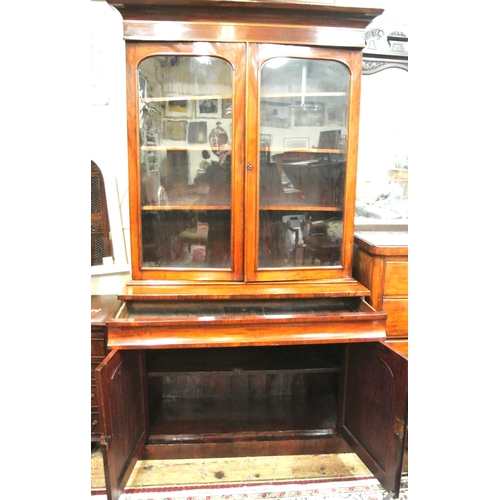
[
  {"x1": 355, "y1": 249, "x2": 384, "y2": 310},
  {"x1": 338, "y1": 342, "x2": 407, "y2": 497},
  {"x1": 96, "y1": 350, "x2": 148, "y2": 500},
  {"x1": 353, "y1": 248, "x2": 373, "y2": 290}
]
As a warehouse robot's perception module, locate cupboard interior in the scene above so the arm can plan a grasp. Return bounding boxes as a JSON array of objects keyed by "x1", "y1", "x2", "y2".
[{"x1": 144, "y1": 344, "x2": 348, "y2": 454}]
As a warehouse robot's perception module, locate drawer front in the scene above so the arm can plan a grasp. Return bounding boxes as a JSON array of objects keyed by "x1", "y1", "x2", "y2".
[
  {"x1": 91, "y1": 360, "x2": 102, "y2": 384},
  {"x1": 91, "y1": 337, "x2": 107, "y2": 357},
  {"x1": 382, "y1": 298, "x2": 408, "y2": 338},
  {"x1": 384, "y1": 261, "x2": 408, "y2": 296}
]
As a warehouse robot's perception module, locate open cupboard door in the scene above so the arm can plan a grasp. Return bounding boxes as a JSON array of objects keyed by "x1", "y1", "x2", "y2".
[
  {"x1": 95, "y1": 350, "x2": 148, "y2": 500},
  {"x1": 338, "y1": 342, "x2": 408, "y2": 498}
]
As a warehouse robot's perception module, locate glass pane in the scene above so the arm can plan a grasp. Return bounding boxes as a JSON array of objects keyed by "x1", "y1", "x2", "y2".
[
  {"x1": 138, "y1": 55, "x2": 233, "y2": 268},
  {"x1": 258, "y1": 58, "x2": 349, "y2": 268}
]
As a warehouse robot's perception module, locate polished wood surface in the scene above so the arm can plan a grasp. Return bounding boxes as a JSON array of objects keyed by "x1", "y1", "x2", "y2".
[
  {"x1": 124, "y1": 40, "x2": 363, "y2": 286},
  {"x1": 108, "y1": 0, "x2": 383, "y2": 30},
  {"x1": 91, "y1": 295, "x2": 121, "y2": 326},
  {"x1": 338, "y1": 341, "x2": 407, "y2": 499},
  {"x1": 107, "y1": 297, "x2": 387, "y2": 349},
  {"x1": 384, "y1": 339, "x2": 408, "y2": 359},
  {"x1": 96, "y1": 350, "x2": 148, "y2": 500},
  {"x1": 354, "y1": 231, "x2": 408, "y2": 255},
  {"x1": 118, "y1": 280, "x2": 371, "y2": 301},
  {"x1": 91, "y1": 295, "x2": 121, "y2": 442},
  {"x1": 353, "y1": 231, "x2": 408, "y2": 339}
]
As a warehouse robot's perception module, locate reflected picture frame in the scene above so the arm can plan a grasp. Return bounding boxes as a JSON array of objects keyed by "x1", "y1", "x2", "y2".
[
  {"x1": 284, "y1": 137, "x2": 309, "y2": 150},
  {"x1": 164, "y1": 119, "x2": 188, "y2": 141},
  {"x1": 195, "y1": 98, "x2": 221, "y2": 118},
  {"x1": 261, "y1": 101, "x2": 291, "y2": 128},
  {"x1": 164, "y1": 98, "x2": 193, "y2": 119}
]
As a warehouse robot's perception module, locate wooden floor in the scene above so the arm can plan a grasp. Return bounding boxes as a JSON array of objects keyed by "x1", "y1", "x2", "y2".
[{"x1": 91, "y1": 445, "x2": 408, "y2": 490}]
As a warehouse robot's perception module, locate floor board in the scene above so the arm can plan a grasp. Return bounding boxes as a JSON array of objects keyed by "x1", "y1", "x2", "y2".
[{"x1": 91, "y1": 447, "x2": 378, "y2": 490}]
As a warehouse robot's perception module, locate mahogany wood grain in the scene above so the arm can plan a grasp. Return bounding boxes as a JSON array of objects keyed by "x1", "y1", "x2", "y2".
[
  {"x1": 95, "y1": 350, "x2": 149, "y2": 500},
  {"x1": 353, "y1": 232, "x2": 408, "y2": 339},
  {"x1": 91, "y1": 295, "x2": 121, "y2": 326},
  {"x1": 118, "y1": 280, "x2": 371, "y2": 301},
  {"x1": 141, "y1": 435, "x2": 352, "y2": 460},
  {"x1": 122, "y1": 24, "x2": 369, "y2": 287},
  {"x1": 384, "y1": 340, "x2": 408, "y2": 359},
  {"x1": 338, "y1": 342, "x2": 407, "y2": 498},
  {"x1": 125, "y1": 42, "x2": 247, "y2": 284},
  {"x1": 108, "y1": 0, "x2": 383, "y2": 30},
  {"x1": 91, "y1": 295, "x2": 121, "y2": 442},
  {"x1": 107, "y1": 298, "x2": 387, "y2": 349},
  {"x1": 381, "y1": 299, "x2": 408, "y2": 337}
]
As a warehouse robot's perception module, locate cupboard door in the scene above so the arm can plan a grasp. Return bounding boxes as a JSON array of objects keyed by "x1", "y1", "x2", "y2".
[
  {"x1": 95, "y1": 350, "x2": 148, "y2": 500},
  {"x1": 338, "y1": 342, "x2": 407, "y2": 497},
  {"x1": 246, "y1": 44, "x2": 361, "y2": 282},
  {"x1": 127, "y1": 42, "x2": 246, "y2": 282}
]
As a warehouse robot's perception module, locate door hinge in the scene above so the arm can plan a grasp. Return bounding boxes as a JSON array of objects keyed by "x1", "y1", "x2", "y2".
[
  {"x1": 100, "y1": 434, "x2": 110, "y2": 449},
  {"x1": 394, "y1": 417, "x2": 405, "y2": 439}
]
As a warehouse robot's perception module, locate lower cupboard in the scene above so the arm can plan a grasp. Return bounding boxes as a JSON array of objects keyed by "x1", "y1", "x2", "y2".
[{"x1": 96, "y1": 341, "x2": 407, "y2": 500}]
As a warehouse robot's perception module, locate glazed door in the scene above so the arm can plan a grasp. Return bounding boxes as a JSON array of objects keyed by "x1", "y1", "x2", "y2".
[
  {"x1": 126, "y1": 41, "x2": 362, "y2": 284},
  {"x1": 246, "y1": 43, "x2": 361, "y2": 282},
  {"x1": 338, "y1": 342, "x2": 408, "y2": 498},
  {"x1": 95, "y1": 350, "x2": 148, "y2": 500},
  {"x1": 126, "y1": 42, "x2": 246, "y2": 282}
]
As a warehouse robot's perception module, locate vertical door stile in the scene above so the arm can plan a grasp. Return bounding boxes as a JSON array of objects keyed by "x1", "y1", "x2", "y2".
[
  {"x1": 244, "y1": 43, "x2": 261, "y2": 281},
  {"x1": 341, "y1": 51, "x2": 362, "y2": 278},
  {"x1": 230, "y1": 42, "x2": 248, "y2": 280}
]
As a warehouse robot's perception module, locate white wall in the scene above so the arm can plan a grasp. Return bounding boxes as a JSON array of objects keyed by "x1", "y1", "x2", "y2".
[{"x1": 90, "y1": 1, "x2": 131, "y2": 294}]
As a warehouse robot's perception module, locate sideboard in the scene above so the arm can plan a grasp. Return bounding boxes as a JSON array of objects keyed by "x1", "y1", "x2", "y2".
[{"x1": 353, "y1": 230, "x2": 408, "y2": 339}]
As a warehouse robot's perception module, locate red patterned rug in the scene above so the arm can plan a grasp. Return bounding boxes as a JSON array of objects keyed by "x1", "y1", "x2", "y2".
[{"x1": 91, "y1": 476, "x2": 408, "y2": 499}]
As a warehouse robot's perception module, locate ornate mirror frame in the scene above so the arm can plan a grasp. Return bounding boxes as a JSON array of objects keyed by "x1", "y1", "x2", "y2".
[
  {"x1": 354, "y1": 26, "x2": 408, "y2": 230},
  {"x1": 362, "y1": 28, "x2": 408, "y2": 75}
]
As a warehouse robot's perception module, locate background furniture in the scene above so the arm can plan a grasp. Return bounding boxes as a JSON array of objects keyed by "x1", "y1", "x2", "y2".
[
  {"x1": 91, "y1": 295, "x2": 121, "y2": 443},
  {"x1": 91, "y1": 161, "x2": 114, "y2": 266},
  {"x1": 353, "y1": 230, "x2": 408, "y2": 339}
]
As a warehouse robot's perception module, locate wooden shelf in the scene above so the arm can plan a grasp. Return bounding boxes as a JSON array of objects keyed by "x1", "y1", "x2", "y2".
[
  {"x1": 140, "y1": 91, "x2": 347, "y2": 105},
  {"x1": 148, "y1": 393, "x2": 338, "y2": 441},
  {"x1": 142, "y1": 204, "x2": 230, "y2": 210},
  {"x1": 146, "y1": 345, "x2": 341, "y2": 450},
  {"x1": 146, "y1": 345, "x2": 340, "y2": 375},
  {"x1": 260, "y1": 205, "x2": 342, "y2": 211},
  {"x1": 140, "y1": 145, "x2": 345, "y2": 154},
  {"x1": 142, "y1": 204, "x2": 340, "y2": 211},
  {"x1": 141, "y1": 94, "x2": 232, "y2": 104}
]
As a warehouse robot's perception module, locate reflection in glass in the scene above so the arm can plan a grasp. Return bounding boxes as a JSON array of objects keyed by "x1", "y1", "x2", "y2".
[
  {"x1": 137, "y1": 55, "x2": 233, "y2": 268},
  {"x1": 258, "y1": 58, "x2": 349, "y2": 268},
  {"x1": 356, "y1": 69, "x2": 408, "y2": 222}
]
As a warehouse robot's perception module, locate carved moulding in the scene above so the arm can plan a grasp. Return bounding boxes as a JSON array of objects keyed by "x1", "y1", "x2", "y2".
[{"x1": 362, "y1": 28, "x2": 408, "y2": 74}]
